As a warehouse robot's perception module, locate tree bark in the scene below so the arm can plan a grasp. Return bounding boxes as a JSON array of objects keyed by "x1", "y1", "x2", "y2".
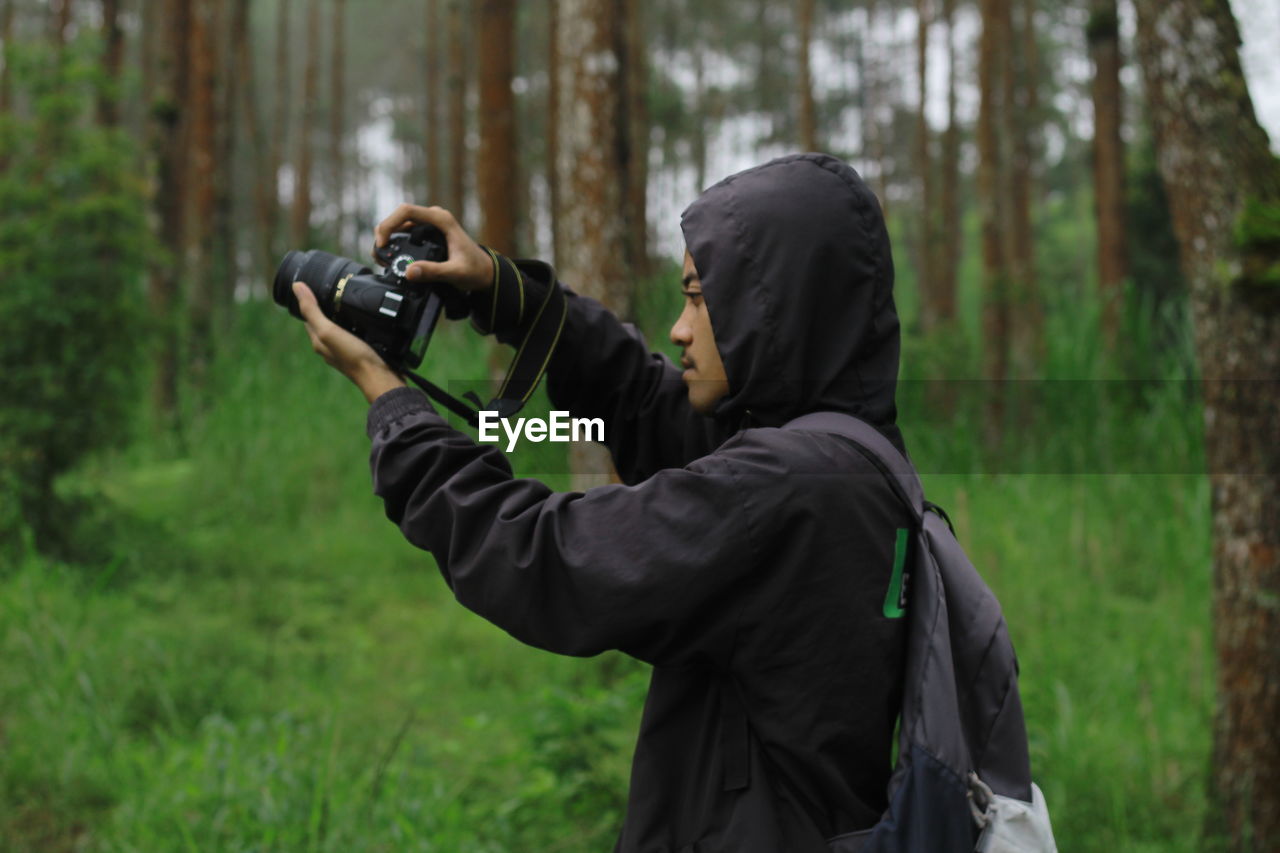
[
  {"x1": 797, "y1": 0, "x2": 817, "y2": 152},
  {"x1": 914, "y1": 0, "x2": 935, "y2": 331},
  {"x1": 272, "y1": 0, "x2": 290, "y2": 251},
  {"x1": 1, "y1": 0, "x2": 14, "y2": 116},
  {"x1": 691, "y1": 25, "x2": 706, "y2": 193},
  {"x1": 865, "y1": 0, "x2": 889, "y2": 215},
  {"x1": 621, "y1": 0, "x2": 649, "y2": 276},
  {"x1": 291, "y1": 0, "x2": 319, "y2": 245},
  {"x1": 97, "y1": 0, "x2": 124, "y2": 126},
  {"x1": 425, "y1": 0, "x2": 442, "y2": 200},
  {"x1": 547, "y1": 0, "x2": 561, "y2": 264},
  {"x1": 1134, "y1": 2, "x2": 1280, "y2": 849},
  {"x1": 1008, "y1": 0, "x2": 1040, "y2": 371},
  {"x1": 330, "y1": 0, "x2": 347, "y2": 244},
  {"x1": 556, "y1": 0, "x2": 630, "y2": 488},
  {"x1": 478, "y1": 0, "x2": 518, "y2": 253},
  {"x1": 186, "y1": 0, "x2": 219, "y2": 376},
  {"x1": 1089, "y1": 0, "x2": 1128, "y2": 347},
  {"x1": 937, "y1": 0, "x2": 960, "y2": 324},
  {"x1": 233, "y1": 0, "x2": 273, "y2": 283},
  {"x1": 51, "y1": 0, "x2": 73, "y2": 47},
  {"x1": 149, "y1": 0, "x2": 192, "y2": 422},
  {"x1": 978, "y1": 0, "x2": 1010, "y2": 430},
  {"x1": 447, "y1": 0, "x2": 467, "y2": 222}
]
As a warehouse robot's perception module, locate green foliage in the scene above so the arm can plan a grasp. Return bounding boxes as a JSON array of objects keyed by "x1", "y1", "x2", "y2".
[
  {"x1": 1234, "y1": 194, "x2": 1280, "y2": 289},
  {"x1": 0, "y1": 43, "x2": 150, "y2": 556}
]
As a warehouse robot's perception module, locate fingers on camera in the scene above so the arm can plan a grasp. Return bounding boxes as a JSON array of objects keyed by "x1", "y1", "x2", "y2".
[{"x1": 374, "y1": 203, "x2": 458, "y2": 248}]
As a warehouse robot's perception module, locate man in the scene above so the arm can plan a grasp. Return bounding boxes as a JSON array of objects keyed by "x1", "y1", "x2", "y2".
[{"x1": 295, "y1": 153, "x2": 912, "y2": 851}]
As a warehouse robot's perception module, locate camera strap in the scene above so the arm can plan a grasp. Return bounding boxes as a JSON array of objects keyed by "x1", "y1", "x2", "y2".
[{"x1": 403, "y1": 273, "x2": 567, "y2": 429}]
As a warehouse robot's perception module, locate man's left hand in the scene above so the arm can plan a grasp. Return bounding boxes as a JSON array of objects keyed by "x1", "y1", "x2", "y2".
[{"x1": 293, "y1": 281, "x2": 407, "y2": 404}]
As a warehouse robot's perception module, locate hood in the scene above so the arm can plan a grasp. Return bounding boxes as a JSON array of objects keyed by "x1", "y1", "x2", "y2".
[{"x1": 680, "y1": 153, "x2": 903, "y2": 448}]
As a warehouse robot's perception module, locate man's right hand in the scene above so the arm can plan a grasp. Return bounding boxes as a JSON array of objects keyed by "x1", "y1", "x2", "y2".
[{"x1": 374, "y1": 204, "x2": 494, "y2": 294}]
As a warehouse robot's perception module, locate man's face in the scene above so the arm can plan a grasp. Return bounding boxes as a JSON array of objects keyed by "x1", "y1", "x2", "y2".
[{"x1": 670, "y1": 250, "x2": 730, "y2": 415}]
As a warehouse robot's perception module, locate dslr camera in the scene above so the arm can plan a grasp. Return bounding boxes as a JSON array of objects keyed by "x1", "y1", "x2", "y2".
[{"x1": 273, "y1": 224, "x2": 463, "y2": 371}]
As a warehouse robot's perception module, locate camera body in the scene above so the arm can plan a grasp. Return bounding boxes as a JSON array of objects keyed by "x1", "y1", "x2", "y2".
[{"x1": 273, "y1": 225, "x2": 452, "y2": 371}]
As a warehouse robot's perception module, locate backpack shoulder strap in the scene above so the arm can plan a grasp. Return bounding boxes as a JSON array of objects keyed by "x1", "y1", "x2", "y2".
[{"x1": 782, "y1": 412, "x2": 924, "y2": 523}]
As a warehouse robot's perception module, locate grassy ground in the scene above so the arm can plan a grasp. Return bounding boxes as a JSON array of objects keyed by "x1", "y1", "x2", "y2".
[{"x1": 0, "y1": 291, "x2": 1213, "y2": 851}]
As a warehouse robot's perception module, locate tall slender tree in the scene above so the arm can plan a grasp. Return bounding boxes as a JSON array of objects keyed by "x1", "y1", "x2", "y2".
[
  {"x1": 547, "y1": 0, "x2": 562, "y2": 264},
  {"x1": 292, "y1": 0, "x2": 320, "y2": 245},
  {"x1": 97, "y1": 0, "x2": 124, "y2": 126},
  {"x1": 233, "y1": 0, "x2": 273, "y2": 279},
  {"x1": 914, "y1": 0, "x2": 936, "y2": 330},
  {"x1": 622, "y1": 0, "x2": 649, "y2": 275},
  {"x1": 978, "y1": 0, "x2": 1011, "y2": 427},
  {"x1": 1008, "y1": 0, "x2": 1040, "y2": 370},
  {"x1": 1089, "y1": 0, "x2": 1128, "y2": 346},
  {"x1": 1, "y1": 0, "x2": 14, "y2": 116},
  {"x1": 149, "y1": 0, "x2": 193, "y2": 421},
  {"x1": 478, "y1": 0, "x2": 517, "y2": 253},
  {"x1": 272, "y1": 0, "x2": 291, "y2": 252},
  {"x1": 425, "y1": 0, "x2": 442, "y2": 200},
  {"x1": 51, "y1": 0, "x2": 73, "y2": 47},
  {"x1": 936, "y1": 0, "x2": 961, "y2": 324},
  {"x1": 186, "y1": 0, "x2": 219, "y2": 375},
  {"x1": 556, "y1": 0, "x2": 630, "y2": 487},
  {"x1": 1134, "y1": 2, "x2": 1280, "y2": 848},
  {"x1": 797, "y1": 0, "x2": 817, "y2": 152},
  {"x1": 447, "y1": 0, "x2": 467, "y2": 222},
  {"x1": 330, "y1": 0, "x2": 347, "y2": 244}
]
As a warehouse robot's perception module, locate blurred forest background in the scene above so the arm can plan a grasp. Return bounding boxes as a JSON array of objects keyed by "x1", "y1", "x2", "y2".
[{"x1": 1, "y1": 0, "x2": 1279, "y2": 850}]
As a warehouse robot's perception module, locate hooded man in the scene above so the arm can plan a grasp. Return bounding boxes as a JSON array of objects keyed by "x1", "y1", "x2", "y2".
[{"x1": 295, "y1": 153, "x2": 912, "y2": 851}]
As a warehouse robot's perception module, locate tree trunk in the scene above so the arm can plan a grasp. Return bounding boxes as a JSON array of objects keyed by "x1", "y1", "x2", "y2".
[
  {"x1": 425, "y1": 0, "x2": 442, "y2": 200},
  {"x1": 1008, "y1": 0, "x2": 1040, "y2": 372},
  {"x1": 547, "y1": 0, "x2": 561, "y2": 264},
  {"x1": 866, "y1": 0, "x2": 889, "y2": 215},
  {"x1": 186, "y1": 0, "x2": 219, "y2": 377},
  {"x1": 149, "y1": 0, "x2": 192, "y2": 423},
  {"x1": 622, "y1": 0, "x2": 649, "y2": 276},
  {"x1": 51, "y1": 0, "x2": 73, "y2": 46},
  {"x1": 978, "y1": 0, "x2": 1010, "y2": 431},
  {"x1": 556, "y1": 0, "x2": 630, "y2": 488},
  {"x1": 937, "y1": 0, "x2": 960, "y2": 324},
  {"x1": 1134, "y1": 2, "x2": 1280, "y2": 849},
  {"x1": 97, "y1": 0, "x2": 124, "y2": 126},
  {"x1": 478, "y1": 0, "x2": 517, "y2": 253},
  {"x1": 1, "y1": 0, "x2": 14, "y2": 116},
  {"x1": 330, "y1": 0, "x2": 347, "y2": 245},
  {"x1": 292, "y1": 0, "x2": 319, "y2": 245},
  {"x1": 691, "y1": 30, "x2": 706, "y2": 194},
  {"x1": 914, "y1": 0, "x2": 935, "y2": 331},
  {"x1": 1089, "y1": 0, "x2": 1128, "y2": 347},
  {"x1": 447, "y1": 0, "x2": 467, "y2": 222},
  {"x1": 272, "y1": 0, "x2": 290, "y2": 251},
  {"x1": 233, "y1": 0, "x2": 273, "y2": 284},
  {"x1": 214, "y1": 0, "x2": 237, "y2": 312},
  {"x1": 797, "y1": 0, "x2": 817, "y2": 151}
]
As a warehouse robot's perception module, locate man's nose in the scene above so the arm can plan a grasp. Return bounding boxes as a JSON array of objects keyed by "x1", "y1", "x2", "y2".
[{"x1": 670, "y1": 312, "x2": 691, "y2": 348}]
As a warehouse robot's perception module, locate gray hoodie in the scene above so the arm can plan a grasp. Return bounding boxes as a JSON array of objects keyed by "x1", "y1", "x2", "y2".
[{"x1": 366, "y1": 153, "x2": 911, "y2": 850}]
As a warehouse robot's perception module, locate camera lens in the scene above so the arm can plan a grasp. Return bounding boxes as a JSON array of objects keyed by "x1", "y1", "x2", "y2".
[{"x1": 273, "y1": 250, "x2": 369, "y2": 319}]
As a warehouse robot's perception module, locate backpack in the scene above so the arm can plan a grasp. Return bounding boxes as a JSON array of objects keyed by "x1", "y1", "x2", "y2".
[{"x1": 783, "y1": 413, "x2": 1058, "y2": 853}]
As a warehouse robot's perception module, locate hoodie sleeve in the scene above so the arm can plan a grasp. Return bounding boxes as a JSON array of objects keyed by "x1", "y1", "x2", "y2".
[
  {"x1": 367, "y1": 386, "x2": 756, "y2": 667},
  {"x1": 468, "y1": 255, "x2": 730, "y2": 483}
]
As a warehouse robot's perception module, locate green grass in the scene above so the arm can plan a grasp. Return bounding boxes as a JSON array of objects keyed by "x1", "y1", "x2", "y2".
[{"x1": 1, "y1": 282, "x2": 1214, "y2": 851}]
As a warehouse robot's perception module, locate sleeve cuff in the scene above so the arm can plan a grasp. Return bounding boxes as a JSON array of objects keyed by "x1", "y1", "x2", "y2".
[
  {"x1": 467, "y1": 253, "x2": 555, "y2": 342},
  {"x1": 366, "y1": 386, "x2": 435, "y2": 438}
]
